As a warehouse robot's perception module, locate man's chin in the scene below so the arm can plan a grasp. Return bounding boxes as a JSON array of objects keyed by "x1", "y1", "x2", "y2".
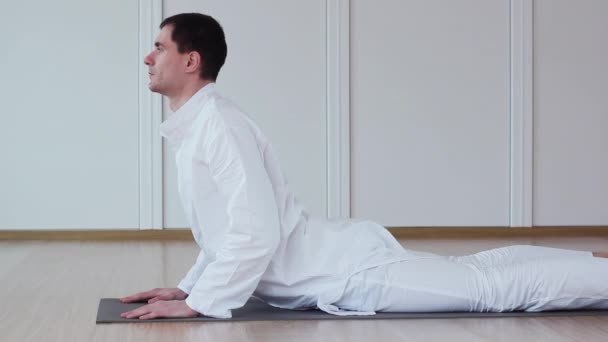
[{"x1": 148, "y1": 84, "x2": 162, "y2": 94}]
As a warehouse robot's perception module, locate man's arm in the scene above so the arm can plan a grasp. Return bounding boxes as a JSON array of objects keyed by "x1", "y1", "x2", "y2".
[
  {"x1": 176, "y1": 249, "x2": 208, "y2": 294},
  {"x1": 121, "y1": 124, "x2": 280, "y2": 320},
  {"x1": 184, "y1": 125, "x2": 281, "y2": 319}
]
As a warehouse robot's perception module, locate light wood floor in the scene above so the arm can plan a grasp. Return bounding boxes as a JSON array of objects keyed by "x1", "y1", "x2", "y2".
[{"x1": 2, "y1": 236, "x2": 608, "y2": 342}]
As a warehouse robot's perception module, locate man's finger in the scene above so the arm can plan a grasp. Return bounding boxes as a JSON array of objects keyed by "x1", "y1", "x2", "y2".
[
  {"x1": 148, "y1": 296, "x2": 161, "y2": 304},
  {"x1": 122, "y1": 304, "x2": 152, "y2": 319},
  {"x1": 121, "y1": 308, "x2": 138, "y2": 319},
  {"x1": 120, "y1": 293, "x2": 146, "y2": 303},
  {"x1": 139, "y1": 312, "x2": 158, "y2": 320},
  {"x1": 120, "y1": 290, "x2": 156, "y2": 303}
]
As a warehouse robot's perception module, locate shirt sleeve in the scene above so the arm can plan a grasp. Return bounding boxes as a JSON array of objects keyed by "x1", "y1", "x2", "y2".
[
  {"x1": 184, "y1": 125, "x2": 281, "y2": 318},
  {"x1": 176, "y1": 249, "x2": 208, "y2": 294}
]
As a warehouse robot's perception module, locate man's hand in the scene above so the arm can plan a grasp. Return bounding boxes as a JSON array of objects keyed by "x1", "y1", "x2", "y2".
[
  {"x1": 120, "y1": 288, "x2": 188, "y2": 304},
  {"x1": 120, "y1": 300, "x2": 199, "y2": 320}
]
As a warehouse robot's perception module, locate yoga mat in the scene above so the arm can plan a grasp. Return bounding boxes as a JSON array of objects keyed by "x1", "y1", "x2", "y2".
[{"x1": 97, "y1": 297, "x2": 608, "y2": 323}]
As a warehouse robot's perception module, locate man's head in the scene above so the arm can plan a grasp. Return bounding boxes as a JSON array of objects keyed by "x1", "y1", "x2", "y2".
[{"x1": 144, "y1": 13, "x2": 227, "y2": 96}]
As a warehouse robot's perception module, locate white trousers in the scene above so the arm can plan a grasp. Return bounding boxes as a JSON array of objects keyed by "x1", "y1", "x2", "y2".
[{"x1": 334, "y1": 245, "x2": 608, "y2": 312}]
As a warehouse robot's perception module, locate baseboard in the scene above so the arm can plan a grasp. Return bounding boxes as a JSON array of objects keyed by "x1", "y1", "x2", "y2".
[
  {"x1": 388, "y1": 226, "x2": 608, "y2": 239},
  {"x1": 1, "y1": 226, "x2": 608, "y2": 241},
  {"x1": 0, "y1": 229, "x2": 194, "y2": 241}
]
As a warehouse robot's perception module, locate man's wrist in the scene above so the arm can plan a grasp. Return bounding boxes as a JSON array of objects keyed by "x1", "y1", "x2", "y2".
[{"x1": 176, "y1": 284, "x2": 190, "y2": 297}]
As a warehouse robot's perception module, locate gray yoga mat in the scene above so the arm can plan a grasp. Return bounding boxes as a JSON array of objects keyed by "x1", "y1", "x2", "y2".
[{"x1": 97, "y1": 297, "x2": 608, "y2": 323}]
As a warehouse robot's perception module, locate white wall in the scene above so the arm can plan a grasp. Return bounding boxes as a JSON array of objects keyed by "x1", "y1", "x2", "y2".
[
  {"x1": 349, "y1": 0, "x2": 608, "y2": 227},
  {"x1": 350, "y1": 0, "x2": 511, "y2": 227},
  {"x1": 1, "y1": 0, "x2": 606, "y2": 230},
  {"x1": 0, "y1": 0, "x2": 140, "y2": 229},
  {"x1": 533, "y1": 0, "x2": 608, "y2": 225}
]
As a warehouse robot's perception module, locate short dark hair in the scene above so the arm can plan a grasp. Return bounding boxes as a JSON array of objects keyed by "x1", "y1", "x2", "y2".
[{"x1": 160, "y1": 13, "x2": 227, "y2": 81}]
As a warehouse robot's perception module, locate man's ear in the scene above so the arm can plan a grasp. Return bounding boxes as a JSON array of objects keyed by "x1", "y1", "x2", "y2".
[{"x1": 185, "y1": 51, "x2": 202, "y2": 74}]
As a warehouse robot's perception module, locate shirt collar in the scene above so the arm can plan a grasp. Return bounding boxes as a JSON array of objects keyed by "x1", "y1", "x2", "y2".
[{"x1": 159, "y1": 82, "x2": 217, "y2": 147}]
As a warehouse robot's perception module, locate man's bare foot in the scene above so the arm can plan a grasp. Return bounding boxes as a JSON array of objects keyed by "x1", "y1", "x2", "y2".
[{"x1": 592, "y1": 252, "x2": 608, "y2": 258}]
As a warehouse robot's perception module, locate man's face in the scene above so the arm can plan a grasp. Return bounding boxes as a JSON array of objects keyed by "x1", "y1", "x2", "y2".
[{"x1": 144, "y1": 25, "x2": 187, "y2": 96}]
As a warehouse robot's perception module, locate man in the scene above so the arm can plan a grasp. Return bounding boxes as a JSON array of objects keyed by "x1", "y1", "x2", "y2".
[{"x1": 121, "y1": 13, "x2": 608, "y2": 320}]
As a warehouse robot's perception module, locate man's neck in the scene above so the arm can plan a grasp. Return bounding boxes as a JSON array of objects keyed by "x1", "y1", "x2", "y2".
[{"x1": 168, "y1": 79, "x2": 213, "y2": 112}]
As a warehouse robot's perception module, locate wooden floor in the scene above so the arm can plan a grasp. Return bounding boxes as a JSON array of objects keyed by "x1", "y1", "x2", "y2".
[{"x1": 2, "y1": 236, "x2": 608, "y2": 341}]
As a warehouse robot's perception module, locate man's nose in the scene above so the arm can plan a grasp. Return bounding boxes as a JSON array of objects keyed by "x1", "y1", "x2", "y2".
[{"x1": 144, "y1": 52, "x2": 154, "y2": 66}]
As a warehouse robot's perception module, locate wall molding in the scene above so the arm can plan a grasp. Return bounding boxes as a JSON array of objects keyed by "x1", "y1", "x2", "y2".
[
  {"x1": 509, "y1": 0, "x2": 534, "y2": 227},
  {"x1": 138, "y1": 0, "x2": 163, "y2": 229},
  {"x1": 326, "y1": 0, "x2": 351, "y2": 219}
]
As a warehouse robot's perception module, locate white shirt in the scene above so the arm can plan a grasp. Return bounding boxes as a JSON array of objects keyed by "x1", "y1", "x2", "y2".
[{"x1": 159, "y1": 83, "x2": 438, "y2": 318}]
